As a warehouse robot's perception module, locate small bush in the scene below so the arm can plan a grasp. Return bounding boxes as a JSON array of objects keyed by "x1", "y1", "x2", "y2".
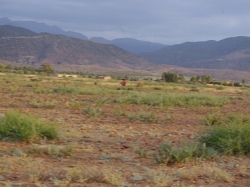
[
  {"x1": 234, "y1": 82, "x2": 241, "y2": 87},
  {"x1": 136, "y1": 81, "x2": 143, "y2": 87},
  {"x1": 0, "y1": 111, "x2": 58, "y2": 141},
  {"x1": 199, "y1": 114, "x2": 250, "y2": 155}
]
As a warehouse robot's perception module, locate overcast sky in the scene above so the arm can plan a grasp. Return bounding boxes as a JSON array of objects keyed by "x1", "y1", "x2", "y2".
[{"x1": 1, "y1": 0, "x2": 250, "y2": 44}]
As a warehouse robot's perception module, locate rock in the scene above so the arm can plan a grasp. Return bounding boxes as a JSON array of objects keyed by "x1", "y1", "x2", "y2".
[{"x1": 131, "y1": 174, "x2": 143, "y2": 181}]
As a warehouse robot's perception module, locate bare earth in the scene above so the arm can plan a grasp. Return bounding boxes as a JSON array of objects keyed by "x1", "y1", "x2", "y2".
[{"x1": 0, "y1": 74, "x2": 250, "y2": 187}]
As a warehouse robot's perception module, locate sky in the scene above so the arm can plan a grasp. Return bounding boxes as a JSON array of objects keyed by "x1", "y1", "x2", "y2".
[{"x1": 1, "y1": 0, "x2": 250, "y2": 45}]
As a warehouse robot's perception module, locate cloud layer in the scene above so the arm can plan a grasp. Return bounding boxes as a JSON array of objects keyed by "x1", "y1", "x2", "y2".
[{"x1": 1, "y1": 0, "x2": 250, "y2": 44}]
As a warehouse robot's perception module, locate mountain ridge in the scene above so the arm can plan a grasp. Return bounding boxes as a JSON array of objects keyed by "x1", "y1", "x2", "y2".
[{"x1": 0, "y1": 17, "x2": 166, "y2": 54}]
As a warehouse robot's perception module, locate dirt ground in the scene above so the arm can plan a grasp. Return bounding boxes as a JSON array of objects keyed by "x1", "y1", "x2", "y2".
[{"x1": 0, "y1": 75, "x2": 250, "y2": 187}]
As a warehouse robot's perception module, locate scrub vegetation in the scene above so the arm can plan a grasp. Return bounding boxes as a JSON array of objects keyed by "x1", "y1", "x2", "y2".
[{"x1": 0, "y1": 72, "x2": 250, "y2": 186}]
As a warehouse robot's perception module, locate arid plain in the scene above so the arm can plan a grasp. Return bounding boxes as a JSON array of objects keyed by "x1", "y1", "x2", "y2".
[{"x1": 0, "y1": 73, "x2": 250, "y2": 187}]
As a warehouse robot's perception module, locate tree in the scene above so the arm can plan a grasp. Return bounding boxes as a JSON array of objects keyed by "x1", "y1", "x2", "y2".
[
  {"x1": 40, "y1": 63, "x2": 54, "y2": 75},
  {"x1": 190, "y1": 76, "x2": 198, "y2": 83},
  {"x1": 242, "y1": 79, "x2": 246, "y2": 86},
  {"x1": 201, "y1": 74, "x2": 211, "y2": 84},
  {"x1": 162, "y1": 71, "x2": 178, "y2": 83},
  {"x1": 178, "y1": 74, "x2": 186, "y2": 82},
  {"x1": 0, "y1": 64, "x2": 6, "y2": 72}
]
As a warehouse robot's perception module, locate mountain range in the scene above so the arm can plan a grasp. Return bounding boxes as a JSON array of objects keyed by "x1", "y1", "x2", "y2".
[
  {"x1": 140, "y1": 37, "x2": 250, "y2": 71},
  {"x1": 1, "y1": 20, "x2": 250, "y2": 81},
  {"x1": 0, "y1": 17, "x2": 165, "y2": 54},
  {"x1": 0, "y1": 25, "x2": 153, "y2": 72}
]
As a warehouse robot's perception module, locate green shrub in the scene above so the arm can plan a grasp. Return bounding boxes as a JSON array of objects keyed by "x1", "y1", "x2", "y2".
[
  {"x1": 199, "y1": 114, "x2": 250, "y2": 155},
  {"x1": 0, "y1": 111, "x2": 58, "y2": 141}
]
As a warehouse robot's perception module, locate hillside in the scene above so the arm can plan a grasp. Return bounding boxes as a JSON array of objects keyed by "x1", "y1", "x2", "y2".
[
  {"x1": 0, "y1": 25, "x2": 153, "y2": 72},
  {"x1": 140, "y1": 36, "x2": 250, "y2": 71},
  {"x1": 0, "y1": 25, "x2": 37, "y2": 37}
]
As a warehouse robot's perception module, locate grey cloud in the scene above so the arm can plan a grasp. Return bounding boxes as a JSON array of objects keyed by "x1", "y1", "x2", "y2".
[{"x1": 1, "y1": 0, "x2": 250, "y2": 44}]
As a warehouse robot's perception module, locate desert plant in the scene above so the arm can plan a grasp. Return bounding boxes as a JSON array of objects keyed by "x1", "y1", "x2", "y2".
[{"x1": 0, "y1": 111, "x2": 58, "y2": 141}]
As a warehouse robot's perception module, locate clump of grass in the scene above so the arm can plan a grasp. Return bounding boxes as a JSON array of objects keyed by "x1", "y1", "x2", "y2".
[
  {"x1": 199, "y1": 113, "x2": 250, "y2": 155},
  {"x1": 153, "y1": 141, "x2": 216, "y2": 164},
  {"x1": 202, "y1": 113, "x2": 222, "y2": 126},
  {"x1": 83, "y1": 107, "x2": 102, "y2": 117},
  {"x1": 0, "y1": 111, "x2": 58, "y2": 141},
  {"x1": 53, "y1": 86, "x2": 111, "y2": 95},
  {"x1": 27, "y1": 145, "x2": 73, "y2": 157},
  {"x1": 189, "y1": 86, "x2": 199, "y2": 92},
  {"x1": 30, "y1": 100, "x2": 57, "y2": 108},
  {"x1": 153, "y1": 87, "x2": 162, "y2": 90},
  {"x1": 216, "y1": 86, "x2": 224, "y2": 90},
  {"x1": 128, "y1": 111, "x2": 158, "y2": 123},
  {"x1": 65, "y1": 99, "x2": 85, "y2": 109},
  {"x1": 113, "y1": 106, "x2": 126, "y2": 117},
  {"x1": 134, "y1": 147, "x2": 147, "y2": 158},
  {"x1": 138, "y1": 112, "x2": 158, "y2": 122}
]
